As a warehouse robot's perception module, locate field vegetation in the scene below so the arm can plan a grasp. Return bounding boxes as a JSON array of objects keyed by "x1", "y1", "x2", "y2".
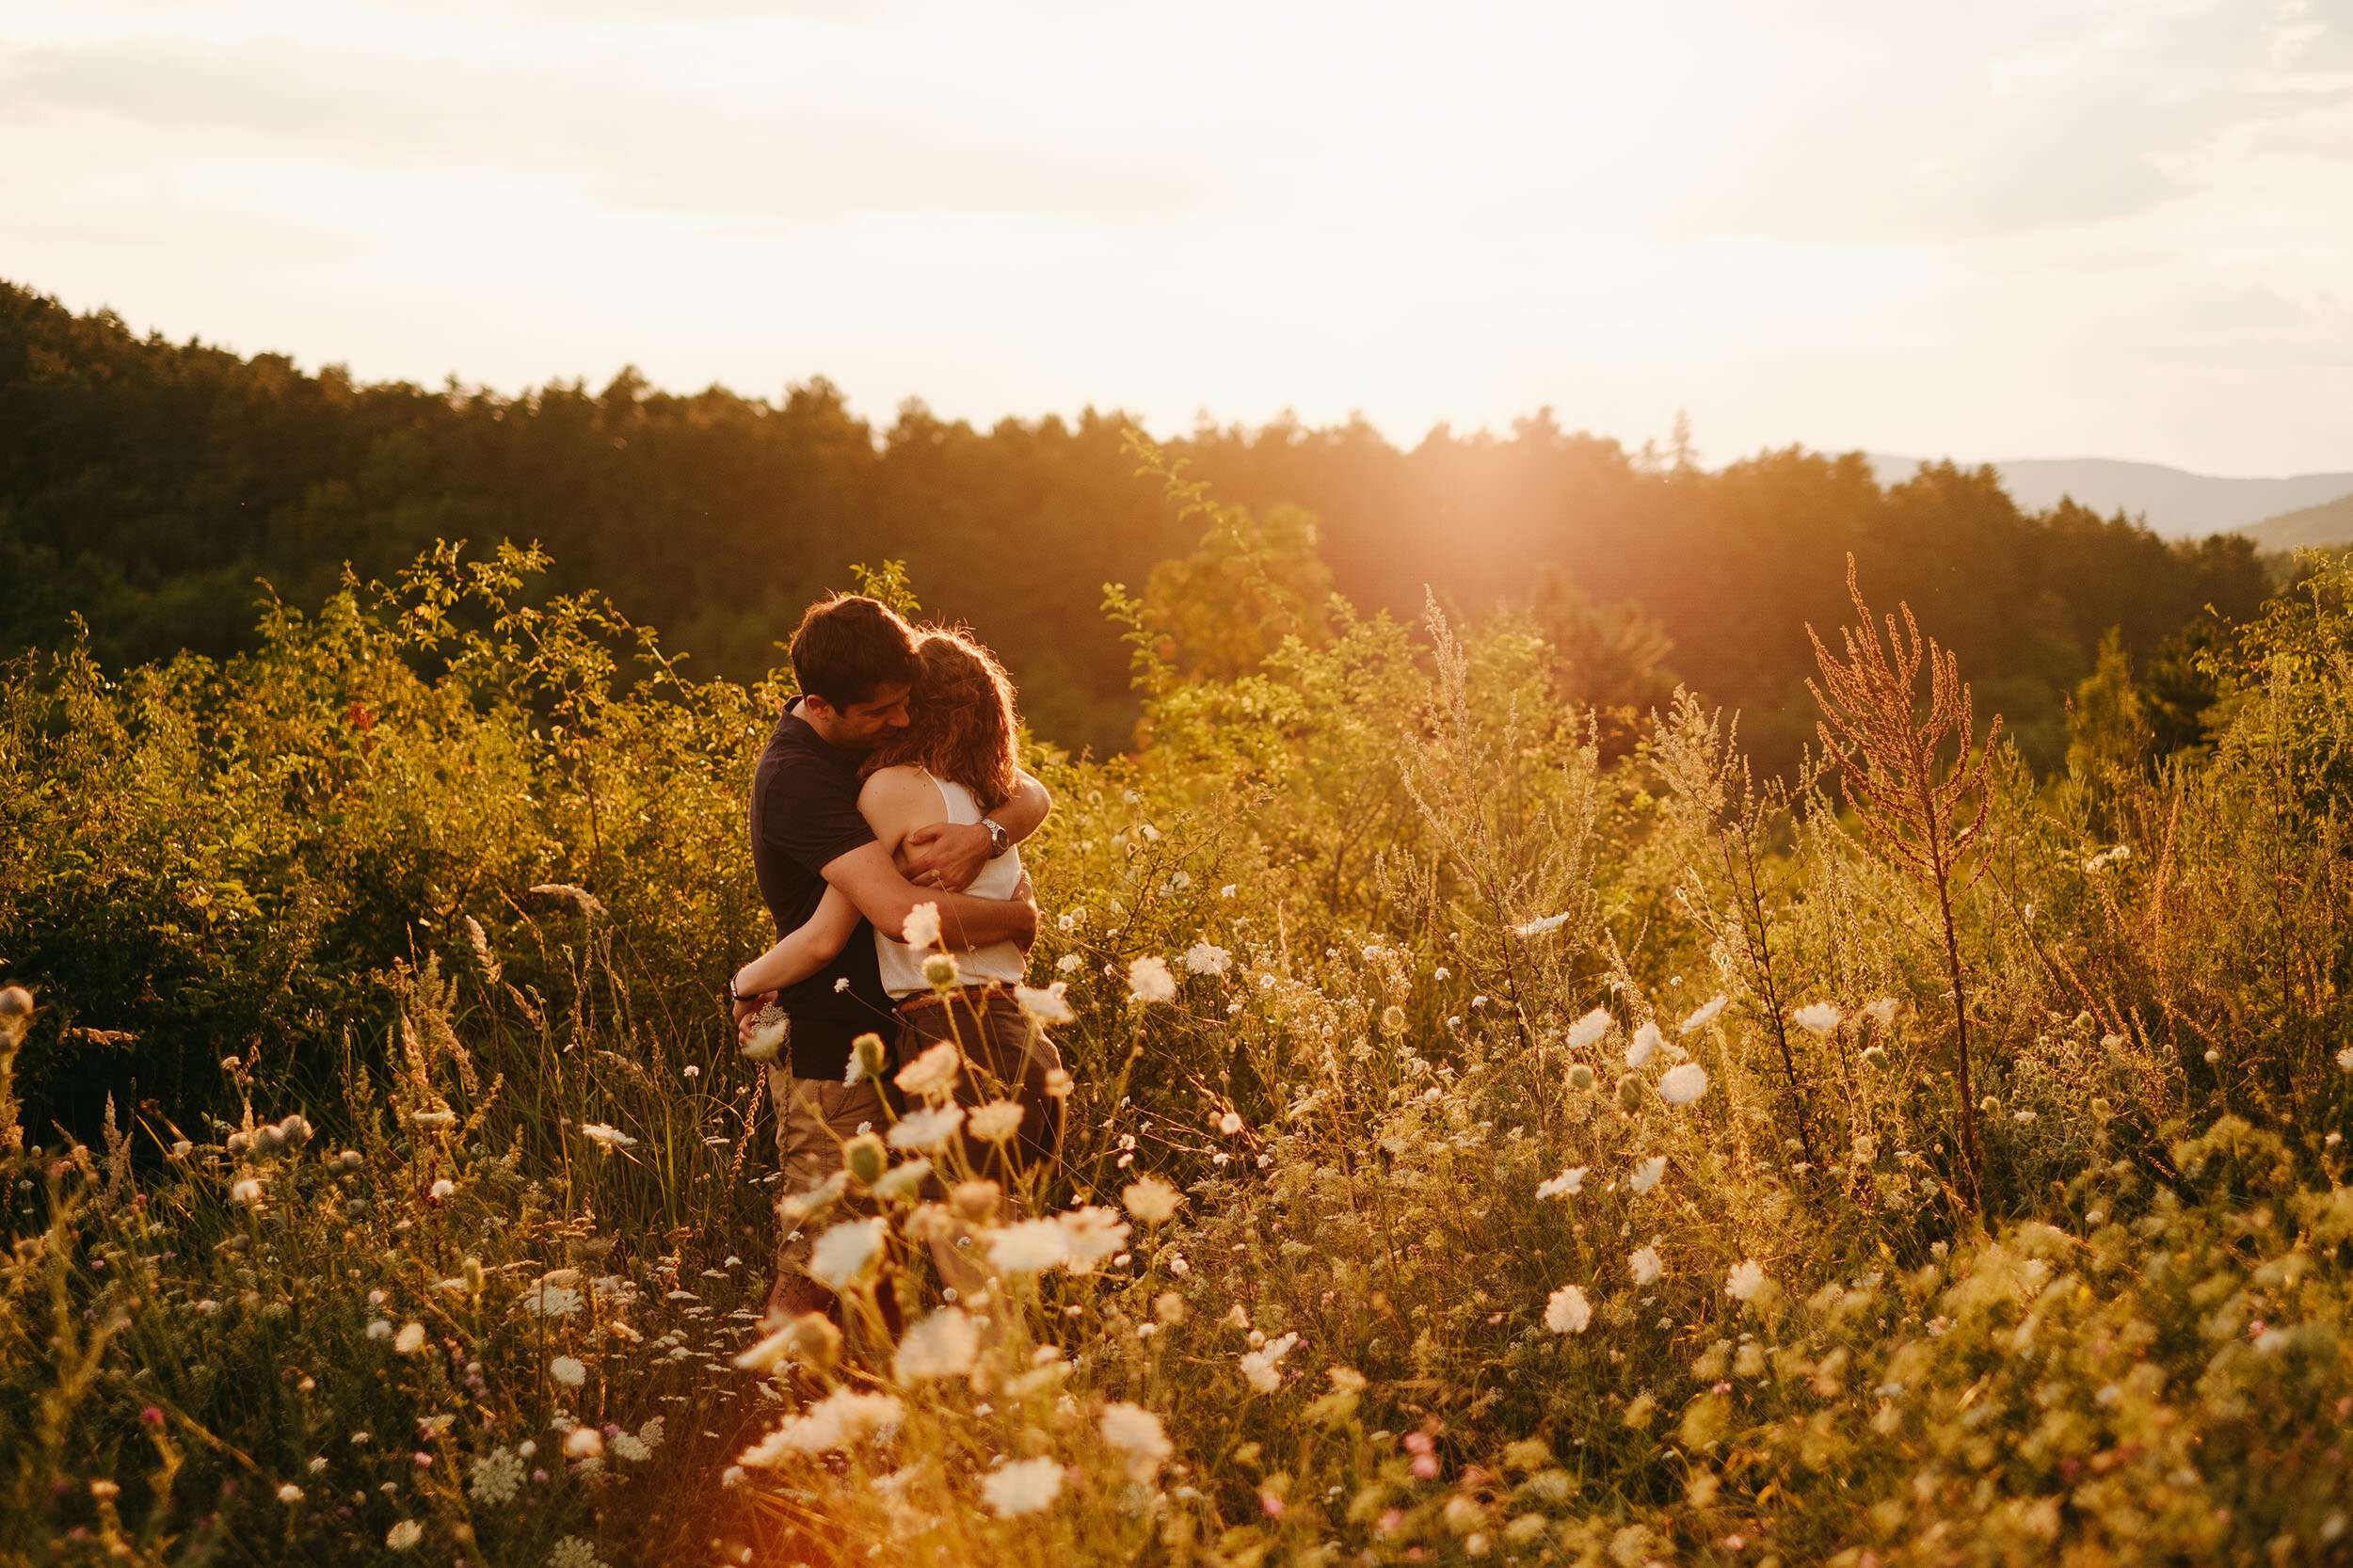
[{"x1": 3, "y1": 456, "x2": 2351, "y2": 1567}]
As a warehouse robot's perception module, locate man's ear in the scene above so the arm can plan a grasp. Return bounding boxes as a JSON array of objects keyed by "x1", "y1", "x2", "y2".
[{"x1": 800, "y1": 693, "x2": 836, "y2": 720}]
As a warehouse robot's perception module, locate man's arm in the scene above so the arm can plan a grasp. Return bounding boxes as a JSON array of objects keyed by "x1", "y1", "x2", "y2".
[
  {"x1": 821, "y1": 841, "x2": 1038, "y2": 951},
  {"x1": 902, "y1": 771, "x2": 1053, "y2": 891}
]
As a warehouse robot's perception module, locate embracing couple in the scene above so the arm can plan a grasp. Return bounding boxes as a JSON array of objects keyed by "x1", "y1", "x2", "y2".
[{"x1": 726, "y1": 594, "x2": 1064, "y2": 1321}]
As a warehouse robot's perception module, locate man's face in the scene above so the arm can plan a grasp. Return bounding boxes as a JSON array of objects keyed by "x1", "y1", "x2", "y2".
[{"x1": 810, "y1": 683, "x2": 912, "y2": 748}]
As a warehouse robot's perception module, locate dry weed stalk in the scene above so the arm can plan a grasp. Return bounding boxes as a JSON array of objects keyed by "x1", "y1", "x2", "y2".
[{"x1": 1807, "y1": 557, "x2": 2002, "y2": 1208}]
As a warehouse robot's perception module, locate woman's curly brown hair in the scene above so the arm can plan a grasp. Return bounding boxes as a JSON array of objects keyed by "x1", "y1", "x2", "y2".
[{"x1": 860, "y1": 629, "x2": 1022, "y2": 812}]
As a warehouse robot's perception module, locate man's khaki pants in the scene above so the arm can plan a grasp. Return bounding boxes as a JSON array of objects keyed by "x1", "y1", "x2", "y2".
[{"x1": 765, "y1": 1058, "x2": 887, "y2": 1319}]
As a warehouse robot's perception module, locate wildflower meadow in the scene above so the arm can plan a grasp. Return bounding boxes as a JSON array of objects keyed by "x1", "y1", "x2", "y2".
[{"x1": 5, "y1": 498, "x2": 2353, "y2": 1567}]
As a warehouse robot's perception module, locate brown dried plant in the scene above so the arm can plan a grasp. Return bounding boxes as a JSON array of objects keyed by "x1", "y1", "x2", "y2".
[{"x1": 1807, "y1": 556, "x2": 2003, "y2": 1208}]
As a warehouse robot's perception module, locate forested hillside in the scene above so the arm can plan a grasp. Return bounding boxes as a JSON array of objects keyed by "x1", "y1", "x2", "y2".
[{"x1": 0, "y1": 280, "x2": 2271, "y2": 767}]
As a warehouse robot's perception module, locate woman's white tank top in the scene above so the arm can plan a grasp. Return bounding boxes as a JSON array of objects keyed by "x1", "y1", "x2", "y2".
[{"x1": 874, "y1": 774, "x2": 1029, "y2": 999}]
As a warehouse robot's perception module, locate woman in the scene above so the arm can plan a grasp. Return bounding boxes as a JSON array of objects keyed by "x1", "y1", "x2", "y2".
[{"x1": 732, "y1": 628, "x2": 1064, "y2": 1178}]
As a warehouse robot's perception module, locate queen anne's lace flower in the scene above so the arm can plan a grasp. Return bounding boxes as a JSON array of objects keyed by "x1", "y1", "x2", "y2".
[
  {"x1": 385, "y1": 1520, "x2": 423, "y2": 1551},
  {"x1": 1099, "y1": 1401, "x2": 1174, "y2": 1481},
  {"x1": 469, "y1": 1447, "x2": 525, "y2": 1505},
  {"x1": 1059, "y1": 1206, "x2": 1131, "y2": 1271},
  {"x1": 1657, "y1": 1063, "x2": 1710, "y2": 1104},
  {"x1": 1792, "y1": 1002, "x2": 1841, "y2": 1035},
  {"x1": 894, "y1": 1307, "x2": 979, "y2": 1382},
  {"x1": 393, "y1": 1321, "x2": 425, "y2": 1355},
  {"x1": 546, "y1": 1537, "x2": 609, "y2": 1568},
  {"x1": 549, "y1": 1354, "x2": 586, "y2": 1387},
  {"x1": 1625, "y1": 1022, "x2": 1662, "y2": 1068},
  {"x1": 887, "y1": 1104, "x2": 965, "y2": 1151},
  {"x1": 1128, "y1": 956, "x2": 1177, "y2": 1003},
  {"x1": 1182, "y1": 942, "x2": 1233, "y2": 976},
  {"x1": 1123, "y1": 1176, "x2": 1184, "y2": 1224},
  {"x1": 901, "y1": 903, "x2": 942, "y2": 950},
  {"x1": 1015, "y1": 982, "x2": 1077, "y2": 1023},
  {"x1": 1679, "y1": 995, "x2": 1729, "y2": 1033},
  {"x1": 1535, "y1": 1167, "x2": 1587, "y2": 1200},
  {"x1": 967, "y1": 1101, "x2": 1025, "y2": 1143},
  {"x1": 739, "y1": 1390, "x2": 904, "y2": 1464},
  {"x1": 894, "y1": 1040, "x2": 959, "y2": 1099},
  {"x1": 1239, "y1": 1331, "x2": 1299, "y2": 1392},
  {"x1": 1629, "y1": 1245, "x2": 1662, "y2": 1286},
  {"x1": 982, "y1": 1456, "x2": 1064, "y2": 1516},
  {"x1": 1627, "y1": 1155, "x2": 1668, "y2": 1194},
  {"x1": 808, "y1": 1218, "x2": 888, "y2": 1289},
  {"x1": 1726, "y1": 1259, "x2": 1768, "y2": 1301},
  {"x1": 989, "y1": 1219, "x2": 1073, "y2": 1272},
  {"x1": 1566, "y1": 1006, "x2": 1612, "y2": 1049},
  {"x1": 580, "y1": 1123, "x2": 636, "y2": 1151},
  {"x1": 1544, "y1": 1285, "x2": 1592, "y2": 1334},
  {"x1": 1512, "y1": 912, "x2": 1571, "y2": 937}
]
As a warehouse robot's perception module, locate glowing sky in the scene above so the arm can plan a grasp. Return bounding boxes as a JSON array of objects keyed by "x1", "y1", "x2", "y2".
[{"x1": 4, "y1": 0, "x2": 2350, "y2": 472}]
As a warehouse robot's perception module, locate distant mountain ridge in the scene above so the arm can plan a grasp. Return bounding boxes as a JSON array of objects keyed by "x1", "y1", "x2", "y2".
[
  {"x1": 1865, "y1": 455, "x2": 2353, "y2": 540},
  {"x1": 2241, "y1": 493, "x2": 2353, "y2": 552}
]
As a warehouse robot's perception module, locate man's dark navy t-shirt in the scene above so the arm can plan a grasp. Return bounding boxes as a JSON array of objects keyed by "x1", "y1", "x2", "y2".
[{"x1": 748, "y1": 701, "x2": 894, "y2": 1080}]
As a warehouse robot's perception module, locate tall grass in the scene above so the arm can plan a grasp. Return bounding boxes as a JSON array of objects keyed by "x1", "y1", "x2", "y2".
[{"x1": 3, "y1": 538, "x2": 2351, "y2": 1566}]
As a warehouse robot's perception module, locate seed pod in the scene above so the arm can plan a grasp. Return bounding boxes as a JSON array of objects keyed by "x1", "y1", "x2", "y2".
[
  {"x1": 0, "y1": 986, "x2": 31, "y2": 1017},
  {"x1": 1861, "y1": 1045, "x2": 1889, "y2": 1069},
  {"x1": 842, "y1": 1132, "x2": 887, "y2": 1188},
  {"x1": 786, "y1": 1311, "x2": 842, "y2": 1372},
  {"x1": 1567, "y1": 1064, "x2": 1596, "y2": 1092},
  {"x1": 1616, "y1": 1073, "x2": 1644, "y2": 1112},
  {"x1": 277, "y1": 1113, "x2": 312, "y2": 1144},
  {"x1": 922, "y1": 952, "x2": 960, "y2": 990}
]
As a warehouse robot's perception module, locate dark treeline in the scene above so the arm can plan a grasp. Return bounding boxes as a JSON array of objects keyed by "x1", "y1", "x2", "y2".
[{"x1": 0, "y1": 280, "x2": 2270, "y2": 767}]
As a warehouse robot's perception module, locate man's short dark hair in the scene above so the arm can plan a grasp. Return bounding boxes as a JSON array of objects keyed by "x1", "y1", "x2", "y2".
[{"x1": 790, "y1": 595, "x2": 921, "y2": 708}]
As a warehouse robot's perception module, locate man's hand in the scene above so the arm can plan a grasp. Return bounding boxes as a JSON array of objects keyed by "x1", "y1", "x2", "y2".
[
  {"x1": 902, "y1": 820, "x2": 993, "y2": 892},
  {"x1": 733, "y1": 990, "x2": 775, "y2": 1044}
]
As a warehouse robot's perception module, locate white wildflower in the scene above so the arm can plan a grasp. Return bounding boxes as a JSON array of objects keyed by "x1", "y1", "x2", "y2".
[
  {"x1": 1098, "y1": 1401, "x2": 1173, "y2": 1482},
  {"x1": 1566, "y1": 1006, "x2": 1611, "y2": 1049},
  {"x1": 580, "y1": 1123, "x2": 636, "y2": 1152},
  {"x1": 1128, "y1": 956, "x2": 1177, "y2": 1003},
  {"x1": 232, "y1": 1177, "x2": 264, "y2": 1207},
  {"x1": 894, "y1": 1039, "x2": 960, "y2": 1099},
  {"x1": 1239, "y1": 1331, "x2": 1299, "y2": 1392},
  {"x1": 1863, "y1": 998, "x2": 1898, "y2": 1028},
  {"x1": 549, "y1": 1354, "x2": 587, "y2": 1387},
  {"x1": 895, "y1": 1307, "x2": 980, "y2": 1382},
  {"x1": 428, "y1": 1177, "x2": 456, "y2": 1200},
  {"x1": 392, "y1": 1321, "x2": 425, "y2": 1355},
  {"x1": 1629, "y1": 1245, "x2": 1662, "y2": 1286},
  {"x1": 546, "y1": 1536, "x2": 607, "y2": 1568},
  {"x1": 1726, "y1": 1260, "x2": 1768, "y2": 1301},
  {"x1": 871, "y1": 1158, "x2": 933, "y2": 1202},
  {"x1": 469, "y1": 1448, "x2": 525, "y2": 1505},
  {"x1": 1657, "y1": 1063, "x2": 1710, "y2": 1104},
  {"x1": 276, "y1": 1483, "x2": 303, "y2": 1504},
  {"x1": 808, "y1": 1217, "x2": 888, "y2": 1289},
  {"x1": 1123, "y1": 1176, "x2": 1184, "y2": 1224},
  {"x1": 1627, "y1": 1155, "x2": 1667, "y2": 1194},
  {"x1": 1014, "y1": 981, "x2": 1077, "y2": 1024},
  {"x1": 989, "y1": 1218, "x2": 1073, "y2": 1273},
  {"x1": 1625, "y1": 1022, "x2": 1662, "y2": 1068},
  {"x1": 1060, "y1": 1206, "x2": 1131, "y2": 1272},
  {"x1": 1792, "y1": 1002, "x2": 1841, "y2": 1035},
  {"x1": 385, "y1": 1520, "x2": 424, "y2": 1551},
  {"x1": 1182, "y1": 942, "x2": 1233, "y2": 976},
  {"x1": 1544, "y1": 1285, "x2": 1592, "y2": 1334},
  {"x1": 887, "y1": 1103, "x2": 965, "y2": 1152},
  {"x1": 742, "y1": 1016, "x2": 788, "y2": 1063},
  {"x1": 1534, "y1": 1167, "x2": 1587, "y2": 1200},
  {"x1": 738, "y1": 1390, "x2": 905, "y2": 1464},
  {"x1": 901, "y1": 903, "x2": 942, "y2": 950},
  {"x1": 1679, "y1": 995, "x2": 1728, "y2": 1033},
  {"x1": 1512, "y1": 912, "x2": 1571, "y2": 937},
  {"x1": 982, "y1": 1455, "x2": 1064, "y2": 1516},
  {"x1": 1054, "y1": 952, "x2": 1084, "y2": 974},
  {"x1": 965, "y1": 1100, "x2": 1024, "y2": 1144}
]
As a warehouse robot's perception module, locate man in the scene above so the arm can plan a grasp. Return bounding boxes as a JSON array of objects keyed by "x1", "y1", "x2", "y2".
[{"x1": 731, "y1": 593, "x2": 1047, "y2": 1320}]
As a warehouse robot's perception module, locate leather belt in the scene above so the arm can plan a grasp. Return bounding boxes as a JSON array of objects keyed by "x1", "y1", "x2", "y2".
[{"x1": 894, "y1": 982, "x2": 1014, "y2": 1017}]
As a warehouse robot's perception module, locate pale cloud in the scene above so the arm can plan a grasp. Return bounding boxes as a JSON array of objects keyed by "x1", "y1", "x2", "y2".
[{"x1": 1, "y1": 0, "x2": 2348, "y2": 474}]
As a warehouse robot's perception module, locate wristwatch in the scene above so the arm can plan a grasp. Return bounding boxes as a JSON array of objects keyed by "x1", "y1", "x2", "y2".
[
  {"x1": 982, "y1": 816, "x2": 1011, "y2": 858},
  {"x1": 726, "y1": 972, "x2": 745, "y2": 1006}
]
